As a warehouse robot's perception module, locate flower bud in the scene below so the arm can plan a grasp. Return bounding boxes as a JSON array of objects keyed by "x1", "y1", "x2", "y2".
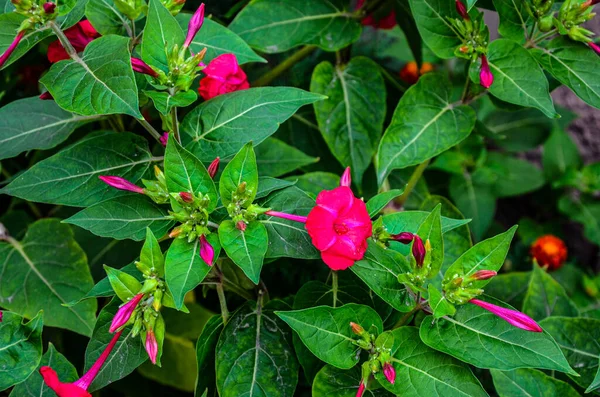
[
  {"x1": 412, "y1": 235, "x2": 426, "y2": 267},
  {"x1": 160, "y1": 132, "x2": 168, "y2": 147},
  {"x1": 43, "y1": 2, "x2": 56, "y2": 13},
  {"x1": 208, "y1": 157, "x2": 220, "y2": 179},
  {"x1": 479, "y1": 54, "x2": 494, "y2": 89},
  {"x1": 179, "y1": 192, "x2": 193, "y2": 203},
  {"x1": 589, "y1": 42, "x2": 600, "y2": 56},
  {"x1": 39, "y1": 91, "x2": 53, "y2": 100},
  {"x1": 455, "y1": 0, "x2": 469, "y2": 20},
  {"x1": 99, "y1": 175, "x2": 144, "y2": 194},
  {"x1": 199, "y1": 235, "x2": 215, "y2": 266},
  {"x1": 356, "y1": 381, "x2": 366, "y2": 397},
  {"x1": 391, "y1": 232, "x2": 414, "y2": 244},
  {"x1": 131, "y1": 57, "x2": 159, "y2": 78},
  {"x1": 236, "y1": 221, "x2": 247, "y2": 231},
  {"x1": 169, "y1": 226, "x2": 183, "y2": 238},
  {"x1": 0, "y1": 31, "x2": 24, "y2": 69},
  {"x1": 383, "y1": 363, "x2": 396, "y2": 384},
  {"x1": 340, "y1": 167, "x2": 351, "y2": 187},
  {"x1": 145, "y1": 328, "x2": 158, "y2": 364},
  {"x1": 470, "y1": 270, "x2": 497, "y2": 281},
  {"x1": 152, "y1": 289, "x2": 163, "y2": 311},
  {"x1": 470, "y1": 299, "x2": 542, "y2": 332},
  {"x1": 183, "y1": 3, "x2": 205, "y2": 48},
  {"x1": 459, "y1": 45, "x2": 469, "y2": 53},
  {"x1": 350, "y1": 321, "x2": 364, "y2": 335},
  {"x1": 109, "y1": 293, "x2": 143, "y2": 333}
]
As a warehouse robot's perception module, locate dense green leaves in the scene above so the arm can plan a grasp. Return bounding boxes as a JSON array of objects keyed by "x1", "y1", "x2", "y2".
[
  {"x1": 142, "y1": 0, "x2": 184, "y2": 72},
  {"x1": 276, "y1": 303, "x2": 383, "y2": 369},
  {"x1": 216, "y1": 300, "x2": 299, "y2": 397},
  {"x1": 522, "y1": 264, "x2": 579, "y2": 321},
  {"x1": 491, "y1": 368, "x2": 580, "y2": 397},
  {"x1": 311, "y1": 57, "x2": 386, "y2": 184},
  {"x1": 41, "y1": 35, "x2": 142, "y2": 118},
  {"x1": 366, "y1": 189, "x2": 404, "y2": 218},
  {"x1": 229, "y1": 0, "x2": 362, "y2": 53},
  {"x1": 559, "y1": 194, "x2": 600, "y2": 245},
  {"x1": 408, "y1": 0, "x2": 461, "y2": 59},
  {"x1": 0, "y1": 97, "x2": 96, "y2": 160},
  {"x1": 543, "y1": 126, "x2": 582, "y2": 180},
  {"x1": 218, "y1": 220, "x2": 268, "y2": 284},
  {"x1": 377, "y1": 73, "x2": 476, "y2": 184},
  {"x1": 1, "y1": 132, "x2": 155, "y2": 207},
  {"x1": 181, "y1": 87, "x2": 324, "y2": 162},
  {"x1": 0, "y1": 312, "x2": 43, "y2": 391},
  {"x1": 219, "y1": 143, "x2": 258, "y2": 207},
  {"x1": 0, "y1": 219, "x2": 96, "y2": 336}
]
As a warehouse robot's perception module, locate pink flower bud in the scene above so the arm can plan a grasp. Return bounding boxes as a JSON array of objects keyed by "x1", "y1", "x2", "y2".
[
  {"x1": 43, "y1": 2, "x2": 56, "y2": 13},
  {"x1": 470, "y1": 270, "x2": 497, "y2": 281},
  {"x1": 99, "y1": 176, "x2": 144, "y2": 194},
  {"x1": 0, "y1": 31, "x2": 24, "y2": 69},
  {"x1": 179, "y1": 192, "x2": 193, "y2": 203},
  {"x1": 479, "y1": 54, "x2": 494, "y2": 89},
  {"x1": 131, "y1": 57, "x2": 158, "y2": 78},
  {"x1": 412, "y1": 235, "x2": 426, "y2": 267},
  {"x1": 356, "y1": 381, "x2": 366, "y2": 397},
  {"x1": 199, "y1": 235, "x2": 214, "y2": 266},
  {"x1": 589, "y1": 42, "x2": 600, "y2": 56},
  {"x1": 391, "y1": 232, "x2": 415, "y2": 244},
  {"x1": 340, "y1": 167, "x2": 351, "y2": 187},
  {"x1": 208, "y1": 156, "x2": 220, "y2": 179},
  {"x1": 383, "y1": 363, "x2": 396, "y2": 384},
  {"x1": 455, "y1": 0, "x2": 469, "y2": 20},
  {"x1": 39, "y1": 91, "x2": 53, "y2": 100},
  {"x1": 470, "y1": 299, "x2": 542, "y2": 332},
  {"x1": 183, "y1": 3, "x2": 205, "y2": 48},
  {"x1": 236, "y1": 221, "x2": 247, "y2": 231},
  {"x1": 109, "y1": 293, "x2": 143, "y2": 333},
  {"x1": 160, "y1": 132, "x2": 168, "y2": 147},
  {"x1": 145, "y1": 328, "x2": 158, "y2": 364}
]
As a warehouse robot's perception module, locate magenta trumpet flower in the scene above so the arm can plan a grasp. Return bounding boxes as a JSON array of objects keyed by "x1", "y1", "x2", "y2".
[
  {"x1": 0, "y1": 31, "x2": 24, "y2": 69},
  {"x1": 479, "y1": 54, "x2": 494, "y2": 89},
  {"x1": 109, "y1": 293, "x2": 143, "y2": 333},
  {"x1": 199, "y1": 235, "x2": 215, "y2": 266},
  {"x1": 412, "y1": 235, "x2": 426, "y2": 267},
  {"x1": 99, "y1": 176, "x2": 145, "y2": 194},
  {"x1": 160, "y1": 132, "x2": 169, "y2": 147},
  {"x1": 183, "y1": 3, "x2": 205, "y2": 48},
  {"x1": 470, "y1": 299, "x2": 542, "y2": 332}
]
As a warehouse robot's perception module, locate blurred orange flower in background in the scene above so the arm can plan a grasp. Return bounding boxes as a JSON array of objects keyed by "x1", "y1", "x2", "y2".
[{"x1": 530, "y1": 235, "x2": 568, "y2": 271}]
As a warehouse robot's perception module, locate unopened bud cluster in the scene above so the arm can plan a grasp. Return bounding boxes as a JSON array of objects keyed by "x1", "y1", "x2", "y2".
[
  {"x1": 10, "y1": 0, "x2": 58, "y2": 33},
  {"x1": 530, "y1": 0, "x2": 597, "y2": 44},
  {"x1": 168, "y1": 190, "x2": 212, "y2": 243},
  {"x1": 351, "y1": 322, "x2": 396, "y2": 389},
  {"x1": 450, "y1": 1, "x2": 488, "y2": 61},
  {"x1": 225, "y1": 182, "x2": 269, "y2": 229},
  {"x1": 443, "y1": 270, "x2": 497, "y2": 304}
]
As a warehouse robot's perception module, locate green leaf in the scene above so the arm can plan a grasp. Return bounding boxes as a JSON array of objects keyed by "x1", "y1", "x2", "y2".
[
  {"x1": 1, "y1": 132, "x2": 155, "y2": 207},
  {"x1": 85, "y1": 0, "x2": 131, "y2": 36},
  {"x1": 408, "y1": 0, "x2": 461, "y2": 59},
  {"x1": 176, "y1": 15, "x2": 265, "y2": 64},
  {"x1": 539, "y1": 316, "x2": 600, "y2": 389},
  {"x1": 484, "y1": 272, "x2": 530, "y2": 309},
  {"x1": 427, "y1": 284, "x2": 456, "y2": 318},
  {"x1": 104, "y1": 265, "x2": 142, "y2": 301},
  {"x1": 84, "y1": 298, "x2": 147, "y2": 391},
  {"x1": 559, "y1": 194, "x2": 600, "y2": 246},
  {"x1": 471, "y1": 39, "x2": 556, "y2": 118},
  {"x1": 228, "y1": 0, "x2": 362, "y2": 53},
  {"x1": 64, "y1": 195, "x2": 174, "y2": 241},
  {"x1": 482, "y1": 107, "x2": 552, "y2": 152},
  {"x1": 0, "y1": 219, "x2": 96, "y2": 336},
  {"x1": 256, "y1": 177, "x2": 296, "y2": 199},
  {"x1": 491, "y1": 368, "x2": 580, "y2": 397},
  {"x1": 9, "y1": 343, "x2": 79, "y2": 397},
  {"x1": 522, "y1": 264, "x2": 579, "y2": 321},
  {"x1": 255, "y1": 138, "x2": 318, "y2": 177},
  {"x1": 165, "y1": 236, "x2": 217, "y2": 309},
  {"x1": 311, "y1": 57, "x2": 386, "y2": 184},
  {"x1": 219, "y1": 143, "x2": 258, "y2": 207},
  {"x1": 0, "y1": 311, "x2": 43, "y2": 392},
  {"x1": 482, "y1": 152, "x2": 545, "y2": 198},
  {"x1": 417, "y1": 204, "x2": 443, "y2": 276},
  {"x1": 376, "y1": 73, "x2": 476, "y2": 184},
  {"x1": 181, "y1": 87, "x2": 324, "y2": 162},
  {"x1": 142, "y1": 0, "x2": 184, "y2": 72},
  {"x1": 382, "y1": 210, "x2": 471, "y2": 236},
  {"x1": 531, "y1": 37, "x2": 600, "y2": 110},
  {"x1": 366, "y1": 189, "x2": 404, "y2": 218},
  {"x1": 164, "y1": 138, "x2": 218, "y2": 210},
  {"x1": 145, "y1": 90, "x2": 198, "y2": 116},
  {"x1": 276, "y1": 303, "x2": 383, "y2": 369},
  {"x1": 0, "y1": 97, "x2": 96, "y2": 160},
  {"x1": 492, "y1": 0, "x2": 532, "y2": 42},
  {"x1": 218, "y1": 220, "x2": 267, "y2": 284},
  {"x1": 449, "y1": 172, "x2": 496, "y2": 241},
  {"x1": 41, "y1": 35, "x2": 142, "y2": 118},
  {"x1": 259, "y1": 186, "x2": 318, "y2": 259},
  {"x1": 195, "y1": 315, "x2": 223, "y2": 397},
  {"x1": 443, "y1": 226, "x2": 517, "y2": 288},
  {"x1": 375, "y1": 327, "x2": 487, "y2": 396},
  {"x1": 312, "y1": 364, "x2": 393, "y2": 397},
  {"x1": 140, "y1": 228, "x2": 164, "y2": 276},
  {"x1": 543, "y1": 126, "x2": 582, "y2": 181},
  {"x1": 216, "y1": 300, "x2": 299, "y2": 397},
  {"x1": 0, "y1": 16, "x2": 51, "y2": 70},
  {"x1": 420, "y1": 296, "x2": 576, "y2": 374}
]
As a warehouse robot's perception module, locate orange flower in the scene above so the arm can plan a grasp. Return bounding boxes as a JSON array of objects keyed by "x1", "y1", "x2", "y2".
[
  {"x1": 530, "y1": 235, "x2": 568, "y2": 271},
  {"x1": 399, "y1": 61, "x2": 434, "y2": 85}
]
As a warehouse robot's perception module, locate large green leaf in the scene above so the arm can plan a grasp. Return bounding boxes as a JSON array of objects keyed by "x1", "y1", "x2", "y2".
[
  {"x1": 85, "y1": 0, "x2": 131, "y2": 36},
  {"x1": 420, "y1": 297, "x2": 576, "y2": 374},
  {"x1": 195, "y1": 315, "x2": 223, "y2": 397},
  {"x1": 40, "y1": 35, "x2": 142, "y2": 118},
  {"x1": 181, "y1": 87, "x2": 324, "y2": 162},
  {"x1": 531, "y1": 37, "x2": 600, "y2": 110},
  {"x1": 311, "y1": 57, "x2": 386, "y2": 184},
  {"x1": 9, "y1": 343, "x2": 78, "y2": 397},
  {"x1": 228, "y1": 0, "x2": 361, "y2": 53},
  {"x1": 539, "y1": 316, "x2": 600, "y2": 390},
  {"x1": 374, "y1": 327, "x2": 487, "y2": 397},
  {"x1": 492, "y1": 0, "x2": 531, "y2": 42},
  {"x1": 0, "y1": 312, "x2": 43, "y2": 392},
  {"x1": 65, "y1": 195, "x2": 174, "y2": 241},
  {"x1": 141, "y1": 0, "x2": 184, "y2": 72},
  {"x1": 408, "y1": 0, "x2": 461, "y2": 59},
  {"x1": 471, "y1": 39, "x2": 556, "y2": 118},
  {"x1": 491, "y1": 368, "x2": 580, "y2": 397},
  {"x1": 522, "y1": 264, "x2": 579, "y2": 321},
  {"x1": 482, "y1": 152, "x2": 545, "y2": 198},
  {"x1": 176, "y1": 14, "x2": 265, "y2": 64},
  {"x1": 484, "y1": 272, "x2": 530, "y2": 309},
  {"x1": 84, "y1": 299, "x2": 147, "y2": 391},
  {"x1": 216, "y1": 300, "x2": 299, "y2": 397},
  {"x1": 0, "y1": 219, "x2": 96, "y2": 336},
  {"x1": 376, "y1": 73, "x2": 476, "y2": 184},
  {"x1": 0, "y1": 97, "x2": 97, "y2": 160},
  {"x1": 219, "y1": 143, "x2": 258, "y2": 207},
  {"x1": 313, "y1": 365, "x2": 393, "y2": 397},
  {"x1": 1, "y1": 132, "x2": 155, "y2": 207},
  {"x1": 218, "y1": 220, "x2": 268, "y2": 284},
  {"x1": 255, "y1": 138, "x2": 318, "y2": 177},
  {"x1": 276, "y1": 303, "x2": 382, "y2": 369},
  {"x1": 449, "y1": 172, "x2": 496, "y2": 241}
]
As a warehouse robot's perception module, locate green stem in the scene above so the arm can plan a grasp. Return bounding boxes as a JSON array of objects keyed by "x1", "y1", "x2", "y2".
[
  {"x1": 460, "y1": 67, "x2": 472, "y2": 103},
  {"x1": 252, "y1": 45, "x2": 318, "y2": 87},
  {"x1": 332, "y1": 271, "x2": 339, "y2": 308},
  {"x1": 527, "y1": 29, "x2": 558, "y2": 47},
  {"x1": 396, "y1": 160, "x2": 430, "y2": 207},
  {"x1": 171, "y1": 106, "x2": 180, "y2": 143},
  {"x1": 216, "y1": 283, "x2": 229, "y2": 324},
  {"x1": 48, "y1": 21, "x2": 78, "y2": 60},
  {"x1": 392, "y1": 305, "x2": 420, "y2": 329},
  {"x1": 136, "y1": 118, "x2": 162, "y2": 142}
]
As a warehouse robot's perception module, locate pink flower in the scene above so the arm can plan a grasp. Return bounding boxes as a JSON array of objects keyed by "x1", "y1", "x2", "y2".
[
  {"x1": 357, "y1": 0, "x2": 396, "y2": 29},
  {"x1": 160, "y1": 132, "x2": 169, "y2": 147},
  {"x1": 455, "y1": 0, "x2": 469, "y2": 20},
  {"x1": 99, "y1": 176, "x2": 144, "y2": 194},
  {"x1": 236, "y1": 221, "x2": 247, "y2": 231},
  {"x1": 412, "y1": 235, "x2": 426, "y2": 267},
  {"x1": 383, "y1": 363, "x2": 396, "y2": 384},
  {"x1": 47, "y1": 21, "x2": 99, "y2": 63},
  {"x1": 0, "y1": 31, "x2": 24, "y2": 69},
  {"x1": 340, "y1": 167, "x2": 351, "y2": 187},
  {"x1": 198, "y1": 54, "x2": 249, "y2": 100},
  {"x1": 479, "y1": 54, "x2": 494, "y2": 89},
  {"x1": 43, "y1": 2, "x2": 56, "y2": 13},
  {"x1": 109, "y1": 293, "x2": 143, "y2": 333},
  {"x1": 356, "y1": 381, "x2": 366, "y2": 397},
  {"x1": 199, "y1": 235, "x2": 215, "y2": 266},
  {"x1": 589, "y1": 42, "x2": 600, "y2": 56},
  {"x1": 183, "y1": 3, "x2": 205, "y2": 48},
  {"x1": 470, "y1": 299, "x2": 542, "y2": 332},
  {"x1": 207, "y1": 157, "x2": 220, "y2": 179},
  {"x1": 145, "y1": 328, "x2": 158, "y2": 364},
  {"x1": 41, "y1": 330, "x2": 124, "y2": 396},
  {"x1": 131, "y1": 57, "x2": 158, "y2": 78},
  {"x1": 306, "y1": 185, "x2": 372, "y2": 270}
]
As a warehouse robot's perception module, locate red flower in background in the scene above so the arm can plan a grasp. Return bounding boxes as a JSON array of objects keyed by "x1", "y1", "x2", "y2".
[
  {"x1": 530, "y1": 235, "x2": 568, "y2": 271},
  {"x1": 357, "y1": 0, "x2": 396, "y2": 30},
  {"x1": 47, "y1": 20, "x2": 99, "y2": 63},
  {"x1": 399, "y1": 61, "x2": 434, "y2": 85},
  {"x1": 198, "y1": 54, "x2": 249, "y2": 100}
]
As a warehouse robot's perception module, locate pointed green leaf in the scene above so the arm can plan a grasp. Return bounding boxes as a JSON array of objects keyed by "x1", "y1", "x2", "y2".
[
  {"x1": 366, "y1": 189, "x2": 404, "y2": 218},
  {"x1": 408, "y1": 0, "x2": 461, "y2": 59},
  {"x1": 142, "y1": 0, "x2": 184, "y2": 72},
  {"x1": 484, "y1": 272, "x2": 530, "y2": 309},
  {"x1": 395, "y1": 0, "x2": 422, "y2": 65},
  {"x1": 427, "y1": 284, "x2": 456, "y2": 318},
  {"x1": 481, "y1": 153, "x2": 545, "y2": 198},
  {"x1": 522, "y1": 264, "x2": 579, "y2": 321},
  {"x1": 492, "y1": 0, "x2": 532, "y2": 42},
  {"x1": 219, "y1": 143, "x2": 258, "y2": 207},
  {"x1": 313, "y1": 364, "x2": 393, "y2": 397},
  {"x1": 145, "y1": 90, "x2": 198, "y2": 116},
  {"x1": 417, "y1": 204, "x2": 443, "y2": 276},
  {"x1": 104, "y1": 265, "x2": 142, "y2": 301},
  {"x1": 382, "y1": 210, "x2": 472, "y2": 236},
  {"x1": 559, "y1": 194, "x2": 600, "y2": 246},
  {"x1": 140, "y1": 228, "x2": 165, "y2": 277},
  {"x1": 85, "y1": 0, "x2": 131, "y2": 36},
  {"x1": 543, "y1": 125, "x2": 582, "y2": 181},
  {"x1": 218, "y1": 220, "x2": 267, "y2": 284},
  {"x1": 491, "y1": 368, "x2": 580, "y2": 397}
]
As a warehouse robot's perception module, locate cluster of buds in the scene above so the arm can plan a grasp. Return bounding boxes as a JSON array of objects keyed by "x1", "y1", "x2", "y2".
[
  {"x1": 99, "y1": 166, "x2": 170, "y2": 204},
  {"x1": 113, "y1": 0, "x2": 147, "y2": 20},
  {"x1": 391, "y1": 232, "x2": 433, "y2": 289},
  {"x1": 168, "y1": 191, "x2": 211, "y2": 239},
  {"x1": 443, "y1": 270, "x2": 496, "y2": 304},
  {"x1": 225, "y1": 181, "x2": 269, "y2": 231}
]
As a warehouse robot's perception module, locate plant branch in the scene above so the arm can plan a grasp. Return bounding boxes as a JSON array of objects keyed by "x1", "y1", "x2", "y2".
[
  {"x1": 170, "y1": 106, "x2": 180, "y2": 143},
  {"x1": 395, "y1": 160, "x2": 430, "y2": 207},
  {"x1": 331, "y1": 271, "x2": 339, "y2": 308},
  {"x1": 461, "y1": 67, "x2": 472, "y2": 103},
  {"x1": 252, "y1": 45, "x2": 317, "y2": 87},
  {"x1": 136, "y1": 118, "x2": 162, "y2": 142},
  {"x1": 216, "y1": 283, "x2": 229, "y2": 324},
  {"x1": 48, "y1": 21, "x2": 79, "y2": 60}
]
